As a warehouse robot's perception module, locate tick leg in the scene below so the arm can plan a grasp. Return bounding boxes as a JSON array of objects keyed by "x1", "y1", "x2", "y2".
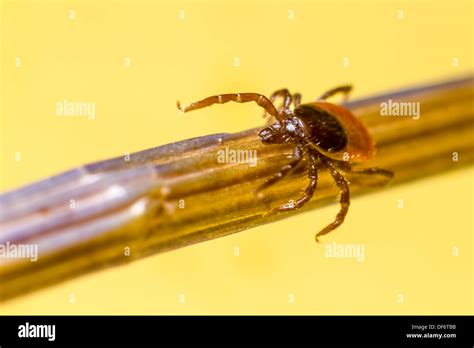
[
  {"x1": 337, "y1": 161, "x2": 394, "y2": 182},
  {"x1": 262, "y1": 89, "x2": 292, "y2": 122},
  {"x1": 272, "y1": 155, "x2": 318, "y2": 212},
  {"x1": 317, "y1": 85, "x2": 353, "y2": 102},
  {"x1": 293, "y1": 93, "x2": 302, "y2": 107},
  {"x1": 269, "y1": 89, "x2": 301, "y2": 109},
  {"x1": 270, "y1": 89, "x2": 292, "y2": 109},
  {"x1": 177, "y1": 93, "x2": 282, "y2": 120},
  {"x1": 256, "y1": 145, "x2": 303, "y2": 193},
  {"x1": 315, "y1": 159, "x2": 350, "y2": 242}
]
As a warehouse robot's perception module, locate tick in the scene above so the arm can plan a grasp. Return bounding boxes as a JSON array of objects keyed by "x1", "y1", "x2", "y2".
[{"x1": 177, "y1": 86, "x2": 394, "y2": 242}]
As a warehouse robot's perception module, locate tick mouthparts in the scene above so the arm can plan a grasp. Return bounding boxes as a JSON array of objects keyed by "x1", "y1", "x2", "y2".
[{"x1": 258, "y1": 128, "x2": 273, "y2": 142}]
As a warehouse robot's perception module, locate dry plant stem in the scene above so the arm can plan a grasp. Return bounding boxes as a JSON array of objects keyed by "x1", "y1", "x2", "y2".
[{"x1": 0, "y1": 76, "x2": 473, "y2": 302}]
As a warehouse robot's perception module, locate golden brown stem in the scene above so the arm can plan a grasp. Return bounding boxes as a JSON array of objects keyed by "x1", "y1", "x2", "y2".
[{"x1": 0, "y1": 76, "x2": 473, "y2": 301}]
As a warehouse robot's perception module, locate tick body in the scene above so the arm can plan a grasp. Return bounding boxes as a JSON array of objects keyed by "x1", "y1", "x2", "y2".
[{"x1": 177, "y1": 86, "x2": 393, "y2": 242}]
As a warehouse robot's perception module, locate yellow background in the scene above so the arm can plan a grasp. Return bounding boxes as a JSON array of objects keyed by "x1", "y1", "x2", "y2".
[{"x1": 1, "y1": 0, "x2": 472, "y2": 314}]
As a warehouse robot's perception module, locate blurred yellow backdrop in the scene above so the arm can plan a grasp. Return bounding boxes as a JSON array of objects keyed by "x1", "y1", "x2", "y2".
[{"x1": 1, "y1": 0, "x2": 472, "y2": 314}]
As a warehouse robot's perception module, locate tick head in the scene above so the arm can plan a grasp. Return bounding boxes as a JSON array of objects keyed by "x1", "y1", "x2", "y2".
[{"x1": 259, "y1": 118, "x2": 304, "y2": 144}]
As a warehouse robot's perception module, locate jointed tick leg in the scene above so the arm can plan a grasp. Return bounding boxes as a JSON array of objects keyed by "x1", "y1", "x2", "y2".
[
  {"x1": 262, "y1": 89, "x2": 292, "y2": 121},
  {"x1": 315, "y1": 158, "x2": 350, "y2": 242},
  {"x1": 293, "y1": 93, "x2": 302, "y2": 107},
  {"x1": 177, "y1": 93, "x2": 282, "y2": 120},
  {"x1": 270, "y1": 89, "x2": 292, "y2": 110},
  {"x1": 262, "y1": 89, "x2": 302, "y2": 122},
  {"x1": 337, "y1": 161, "x2": 394, "y2": 182},
  {"x1": 256, "y1": 145, "x2": 304, "y2": 193},
  {"x1": 318, "y1": 85, "x2": 353, "y2": 102},
  {"x1": 270, "y1": 90, "x2": 302, "y2": 109},
  {"x1": 272, "y1": 154, "x2": 318, "y2": 212}
]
